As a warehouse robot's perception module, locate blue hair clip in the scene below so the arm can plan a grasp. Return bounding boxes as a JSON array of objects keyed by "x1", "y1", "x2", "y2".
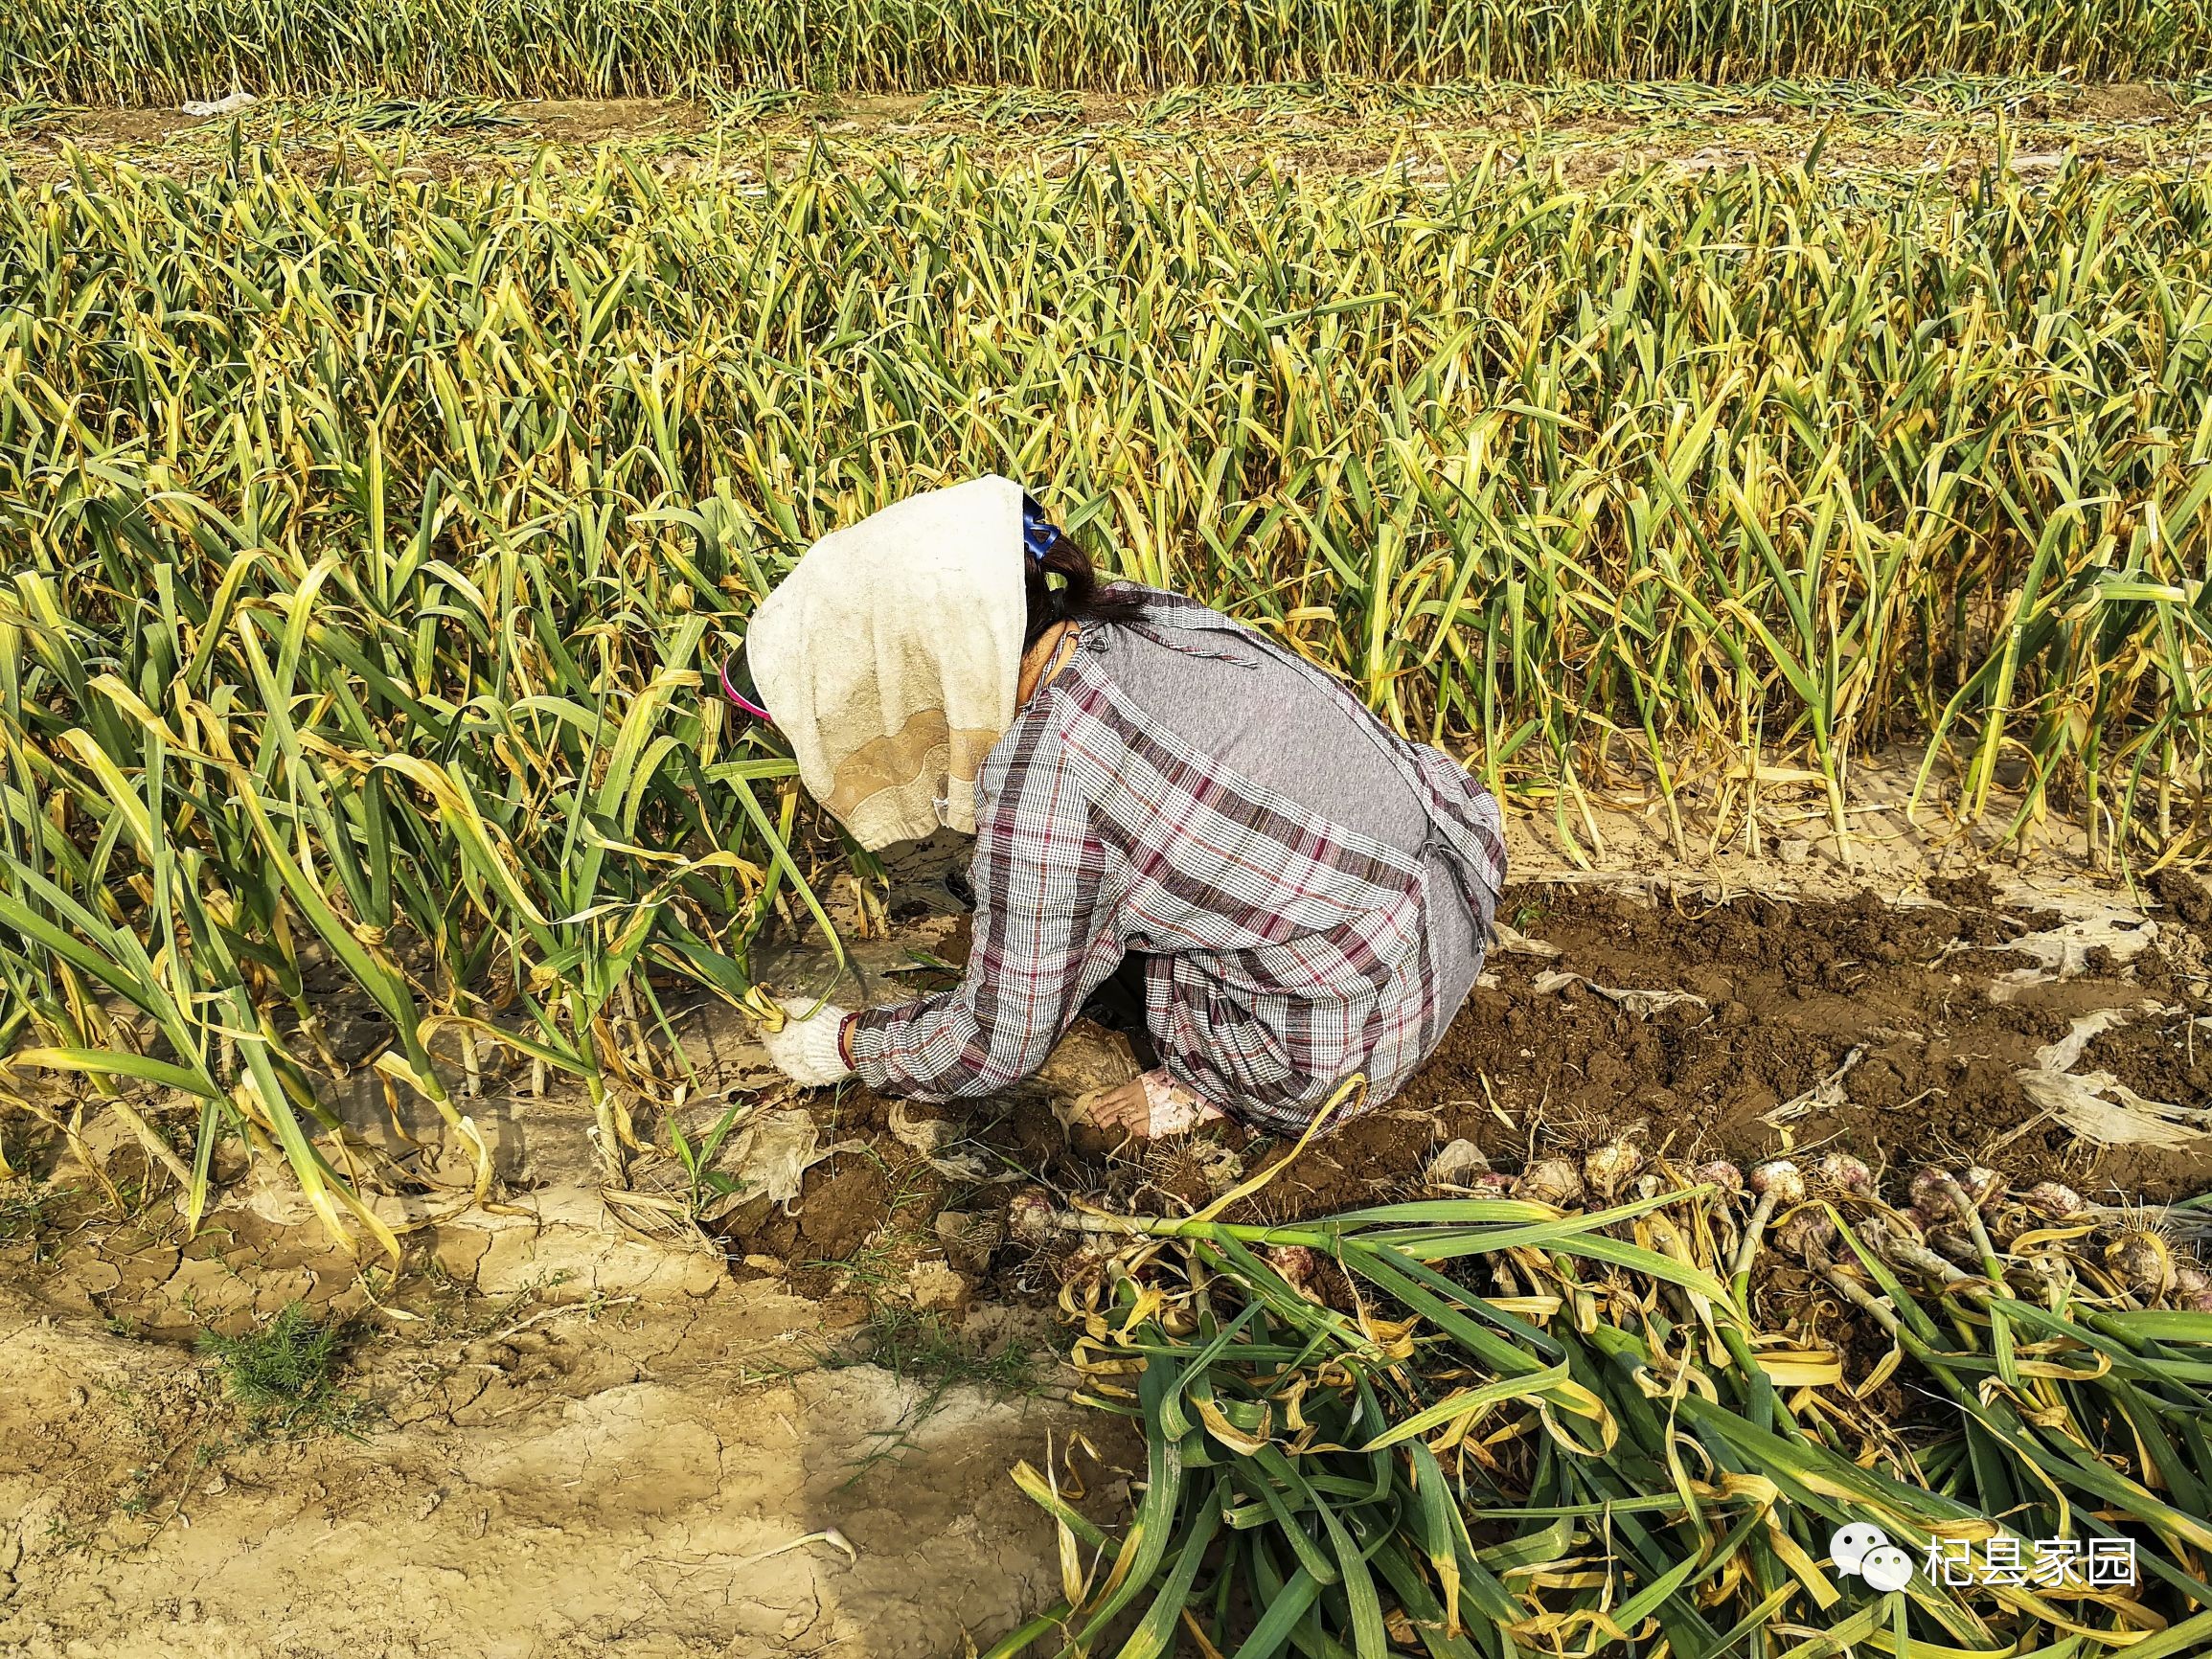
[{"x1": 1021, "y1": 498, "x2": 1060, "y2": 566}]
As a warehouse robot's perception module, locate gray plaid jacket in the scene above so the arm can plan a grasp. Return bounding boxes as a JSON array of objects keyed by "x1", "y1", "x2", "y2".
[{"x1": 845, "y1": 587, "x2": 1505, "y2": 1132}]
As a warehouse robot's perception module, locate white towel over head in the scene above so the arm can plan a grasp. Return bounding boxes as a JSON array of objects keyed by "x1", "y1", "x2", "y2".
[{"x1": 745, "y1": 474, "x2": 1028, "y2": 850}]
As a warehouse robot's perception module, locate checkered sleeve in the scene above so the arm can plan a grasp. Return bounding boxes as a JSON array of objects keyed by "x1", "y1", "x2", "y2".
[{"x1": 843, "y1": 699, "x2": 1121, "y2": 1102}]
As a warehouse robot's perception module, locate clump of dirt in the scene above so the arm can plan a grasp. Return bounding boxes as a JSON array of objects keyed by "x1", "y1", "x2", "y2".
[
  {"x1": 1926, "y1": 871, "x2": 2000, "y2": 910},
  {"x1": 2079, "y1": 1010, "x2": 2212, "y2": 1111},
  {"x1": 794, "y1": 1159, "x2": 896, "y2": 1261},
  {"x1": 718, "y1": 1109, "x2": 943, "y2": 1297},
  {"x1": 2155, "y1": 867, "x2": 2212, "y2": 927}
]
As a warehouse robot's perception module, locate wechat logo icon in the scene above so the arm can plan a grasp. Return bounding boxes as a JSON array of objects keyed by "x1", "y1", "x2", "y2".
[{"x1": 1833, "y1": 1523, "x2": 1913, "y2": 1592}]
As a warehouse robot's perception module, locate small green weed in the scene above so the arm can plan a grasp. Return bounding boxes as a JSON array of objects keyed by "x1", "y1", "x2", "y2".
[
  {"x1": 825, "y1": 1303, "x2": 1038, "y2": 1484},
  {"x1": 197, "y1": 1302, "x2": 371, "y2": 1438},
  {"x1": 0, "y1": 1182, "x2": 53, "y2": 1240},
  {"x1": 838, "y1": 1302, "x2": 1035, "y2": 1397},
  {"x1": 669, "y1": 1092, "x2": 751, "y2": 1219}
]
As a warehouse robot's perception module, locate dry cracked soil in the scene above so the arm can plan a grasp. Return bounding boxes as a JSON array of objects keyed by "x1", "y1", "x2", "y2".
[{"x1": 0, "y1": 1277, "x2": 1129, "y2": 1659}]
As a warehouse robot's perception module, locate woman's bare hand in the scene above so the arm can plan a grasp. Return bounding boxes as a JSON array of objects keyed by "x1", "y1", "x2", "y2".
[
  {"x1": 1081, "y1": 1079, "x2": 1154, "y2": 1138},
  {"x1": 1072, "y1": 1071, "x2": 1225, "y2": 1141}
]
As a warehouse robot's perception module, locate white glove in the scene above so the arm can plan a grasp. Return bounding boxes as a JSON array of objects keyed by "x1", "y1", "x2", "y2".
[{"x1": 760, "y1": 996, "x2": 855, "y2": 1087}]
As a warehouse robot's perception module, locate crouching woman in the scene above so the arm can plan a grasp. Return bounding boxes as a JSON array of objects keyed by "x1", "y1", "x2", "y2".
[{"x1": 741, "y1": 474, "x2": 1505, "y2": 1141}]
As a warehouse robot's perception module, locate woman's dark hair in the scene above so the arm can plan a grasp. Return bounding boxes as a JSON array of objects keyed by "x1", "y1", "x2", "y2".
[{"x1": 1022, "y1": 525, "x2": 1148, "y2": 651}]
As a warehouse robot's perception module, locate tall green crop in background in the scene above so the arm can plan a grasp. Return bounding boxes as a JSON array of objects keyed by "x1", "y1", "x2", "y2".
[
  {"x1": 5, "y1": 137, "x2": 2212, "y2": 1242},
  {"x1": 6, "y1": 0, "x2": 2212, "y2": 104}
]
